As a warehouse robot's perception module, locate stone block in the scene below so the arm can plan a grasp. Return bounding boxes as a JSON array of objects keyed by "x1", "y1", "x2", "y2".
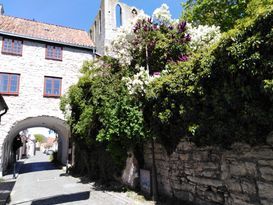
[
  {"x1": 230, "y1": 161, "x2": 257, "y2": 177},
  {"x1": 184, "y1": 168, "x2": 195, "y2": 176},
  {"x1": 258, "y1": 160, "x2": 273, "y2": 167},
  {"x1": 204, "y1": 191, "x2": 224, "y2": 203},
  {"x1": 176, "y1": 141, "x2": 195, "y2": 151},
  {"x1": 173, "y1": 190, "x2": 194, "y2": 202},
  {"x1": 210, "y1": 153, "x2": 221, "y2": 162},
  {"x1": 259, "y1": 167, "x2": 273, "y2": 182},
  {"x1": 226, "y1": 179, "x2": 242, "y2": 193},
  {"x1": 230, "y1": 193, "x2": 253, "y2": 205},
  {"x1": 261, "y1": 199, "x2": 273, "y2": 205},
  {"x1": 201, "y1": 170, "x2": 219, "y2": 178},
  {"x1": 187, "y1": 176, "x2": 223, "y2": 187},
  {"x1": 179, "y1": 153, "x2": 189, "y2": 161},
  {"x1": 221, "y1": 161, "x2": 230, "y2": 180},
  {"x1": 202, "y1": 162, "x2": 219, "y2": 170},
  {"x1": 192, "y1": 151, "x2": 209, "y2": 162},
  {"x1": 258, "y1": 181, "x2": 273, "y2": 199},
  {"x1": 241, "y1": 180, "x2": 257, "y2": 195},
  {"x1": 243, "y1": 148, "x2": 273, "y2": 160},
  {"x1": 171, "y1": 179, "x2": 182, "y2": 190},
  {"x1": 180, "y1": 183, "x2": 196, "y2": 192}
]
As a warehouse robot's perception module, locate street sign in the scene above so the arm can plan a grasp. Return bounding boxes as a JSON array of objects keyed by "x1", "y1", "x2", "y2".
[{"x1": 140, "y1": 169, "x2": 151, "y2": 195}]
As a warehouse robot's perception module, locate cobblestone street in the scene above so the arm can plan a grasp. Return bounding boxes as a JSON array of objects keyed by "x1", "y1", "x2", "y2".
[{"x1": 8, "y1": 152, "x2": 152, "y2": 205}]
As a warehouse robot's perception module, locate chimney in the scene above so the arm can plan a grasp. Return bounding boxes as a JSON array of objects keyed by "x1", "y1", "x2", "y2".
[{"x1": 0, "y1": 4, "x2": 4, "y2": 15}]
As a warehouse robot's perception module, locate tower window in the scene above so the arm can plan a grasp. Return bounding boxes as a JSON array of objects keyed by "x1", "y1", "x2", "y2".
[
  {"x1": 116, "y1": 4, "x2": 122, "y2": 27},
  {"x1": 99, "y1": 10, "x2": 102, "y2": 34}
]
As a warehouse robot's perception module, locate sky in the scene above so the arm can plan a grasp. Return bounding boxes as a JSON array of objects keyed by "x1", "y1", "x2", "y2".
[
  {"x1": 27, "y1": 127, "x2": 56, "y2": 138},
  {"x1": 0, "y1": 0, "x2": 185, "y2": 31}
]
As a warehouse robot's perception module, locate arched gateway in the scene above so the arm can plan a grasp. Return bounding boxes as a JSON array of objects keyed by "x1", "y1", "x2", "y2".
[{"x1": 1, "y1": 116, "x2": 70, "y2": 175}]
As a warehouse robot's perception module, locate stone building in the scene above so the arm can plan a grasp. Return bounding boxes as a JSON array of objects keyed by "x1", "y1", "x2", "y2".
[
  {"x1": 0, "y1": 5, "x2": 94, "y2": 175},
  {"x1": 90, "y1": 0, "x2": 144, "y2": 56}
]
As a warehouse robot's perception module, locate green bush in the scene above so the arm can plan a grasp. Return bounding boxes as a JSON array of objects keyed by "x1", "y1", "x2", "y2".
[
  {"x1": 61, "y1": 58, "x2": 146, "y2": 176},
  {"x1": 145, "y1": 3, "x2": 273, "y2": 150}
]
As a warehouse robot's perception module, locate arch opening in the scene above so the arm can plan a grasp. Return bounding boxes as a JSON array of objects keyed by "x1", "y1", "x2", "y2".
[
  {"x1": 99, "y1": 10, "x2": 102, "y2": 34},
  {"x1": 116, "y1": 4, "x2": 122, "y2": 27},
  {"x1": 1, "y1": 116, "x2": 70, "y2": 175}
]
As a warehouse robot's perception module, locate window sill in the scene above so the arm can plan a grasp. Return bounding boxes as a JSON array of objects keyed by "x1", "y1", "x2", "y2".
[
  {"x1": 45, "y1": 57, "x2": 62, "y2": 62},
  {"x1": 43, "y1": 95, "x2": 61, "y2": 98},
  {"x1": 0, "y1": 93, "x2": 19, "y2": 96},
  {"x1": 1, "y1": 51, "x2": 22, "y2": 56}
]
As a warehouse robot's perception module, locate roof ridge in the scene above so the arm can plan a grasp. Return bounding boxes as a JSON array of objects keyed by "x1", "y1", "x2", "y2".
[{"x1": 2, "y1": 14, "x2": 88, "y2": 32}]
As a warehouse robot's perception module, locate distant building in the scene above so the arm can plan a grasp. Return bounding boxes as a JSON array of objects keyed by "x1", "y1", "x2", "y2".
[{"x1": 27, "y1": 134, "x2": 36, "y2": 157}]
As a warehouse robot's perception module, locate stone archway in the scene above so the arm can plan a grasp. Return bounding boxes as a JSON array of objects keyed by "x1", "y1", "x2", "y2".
[{"x1": 1, "y1": 116, "x2": 70, "y2": 175}]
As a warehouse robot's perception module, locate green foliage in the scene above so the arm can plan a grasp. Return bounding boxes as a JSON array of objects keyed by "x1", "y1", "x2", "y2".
[
  {"x1": 34, "y1": 134, "x2": 46, "y2": 143},
  {"x1": 62, "y1": 1, "x2": 273, "y2": 169},
  {"x1": 61, "y1": 57, "x2": 145, "y2": 169},
  {"x1": 182, "y1": 0, "x2": 273, "y2": 32},
  {"x1": 146, "y1": 2, "x2": 273, "y2": 149}
]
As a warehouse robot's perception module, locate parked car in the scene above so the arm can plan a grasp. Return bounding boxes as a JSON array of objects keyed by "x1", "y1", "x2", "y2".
[{"x1": 46, "y1": 150, "x2": 54, "y2": 155}]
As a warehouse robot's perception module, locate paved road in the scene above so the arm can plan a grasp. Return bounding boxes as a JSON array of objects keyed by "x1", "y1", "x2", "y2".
[{"x1": 8, "y1": 151, "x2": 141, "y2": 205}]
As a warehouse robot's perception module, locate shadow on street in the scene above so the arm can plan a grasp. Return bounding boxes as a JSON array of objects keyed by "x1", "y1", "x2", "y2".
[
  {"x1": 0, "y1": 181, "x2": 15, "y2": 205},
  {"x1": 4, "y1": 161, "x2": 24, "y2": 176},
  {"x1": 19, "y1": 162, "x2": 58, "y2": 174},
  {"x1": 11, "y1": 191, "x2": 90, "y2": 205}
]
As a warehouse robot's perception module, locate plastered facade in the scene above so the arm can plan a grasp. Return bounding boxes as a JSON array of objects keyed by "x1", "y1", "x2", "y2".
[{"x1": 0, "y1": 36, "x2": 93, "y2": 173}]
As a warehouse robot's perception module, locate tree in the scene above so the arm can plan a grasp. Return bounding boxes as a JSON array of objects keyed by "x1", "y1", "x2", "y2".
[
  {"x1": 182, "y1": 0, "x2": 251, "y2": 32},
  {"x1": 34, "y1": 134, "x2": 46, "y2": 143}
]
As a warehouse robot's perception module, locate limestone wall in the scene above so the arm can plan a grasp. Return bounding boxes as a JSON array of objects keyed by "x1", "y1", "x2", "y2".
[{"x1": 144, "y1": 140, "x2": 273, "y2": 205}]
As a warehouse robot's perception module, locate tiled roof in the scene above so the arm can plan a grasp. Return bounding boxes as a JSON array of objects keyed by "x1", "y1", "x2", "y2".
[{"x1": 0, "y1": 15, "x2": 94, "y2": 49}]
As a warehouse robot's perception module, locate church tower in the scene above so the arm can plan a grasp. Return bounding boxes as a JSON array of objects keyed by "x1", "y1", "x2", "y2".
[{"x1": 90, "y1": 0, "x2": 142, "y2": 56}]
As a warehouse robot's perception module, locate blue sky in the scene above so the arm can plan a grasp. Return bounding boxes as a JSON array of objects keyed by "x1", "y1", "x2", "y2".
[{"x1": 0, "y1": 0, "x2": 184, "y2": 31}]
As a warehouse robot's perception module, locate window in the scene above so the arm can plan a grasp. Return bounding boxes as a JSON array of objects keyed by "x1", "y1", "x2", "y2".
[
  {"x1": 44, "y1": 77, "x2": 62, "y2": 97},
  {"x1": 116, "y1": 4, "x2": 122, "y2": 27},
  {"x1": 0, "y1": 73, "x2": 20, "y2": 95},
  {"x1": 2, "y1": 38, "x2": 23, "y2": 56},
  {"x1": 132, "y1": 9, "x2": 138, "y2": 17},
  {"x1": 45, "y1": 45, "x2": 62, "y2": 61},
  {"x1": 93, "y1": 21, "x2": 96, "y2": 43},
  {"x1": 99, "y1": 10, "x2": 102, "y2": 34}
]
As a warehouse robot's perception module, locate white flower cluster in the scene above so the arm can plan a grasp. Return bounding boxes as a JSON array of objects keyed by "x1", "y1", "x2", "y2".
[
  {"x1": 123, "y1": 66, "x2": 155, "y2": 96},
  {"x1": 152, "y1": 3, "x2": 172, "y2": 24},
  {"x1": 64, "y1": 104, "x2": 72, "y2": 120},
  {"x1": 188, "y1": 24, "x2": 221, "y2": 51},
  {"x1": 108, "y1": 10, "x2": 149, "y2": 65}
]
